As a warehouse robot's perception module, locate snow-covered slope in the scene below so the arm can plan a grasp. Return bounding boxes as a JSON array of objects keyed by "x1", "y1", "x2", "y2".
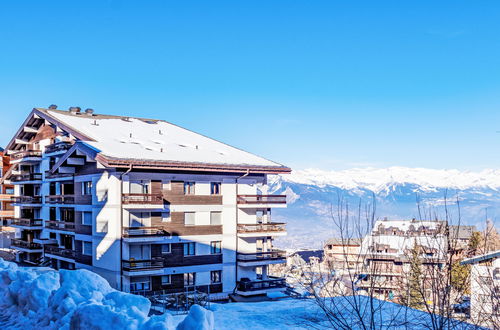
[{"x1": 270, "y1": 167, "x2": 500, "y2": 249}]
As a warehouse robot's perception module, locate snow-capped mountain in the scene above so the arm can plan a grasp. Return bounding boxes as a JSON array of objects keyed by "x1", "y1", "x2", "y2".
[{"x1": 269, "y1": 167, "x2": 500, "y2": 249}]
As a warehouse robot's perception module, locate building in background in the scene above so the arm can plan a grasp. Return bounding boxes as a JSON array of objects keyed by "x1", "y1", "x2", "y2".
[
  {"x1": 0, "y1": 147, "x2": 15, "y2": 249},
  {"x1": 461, "y1": 250, "x2": 500, "y2": 328},
  {"x1": 324, "y1": 238, "x2": 362, "y2": 273},
  {"x1": 1, "y1": 106, "x2": 291, "y2": 299}
]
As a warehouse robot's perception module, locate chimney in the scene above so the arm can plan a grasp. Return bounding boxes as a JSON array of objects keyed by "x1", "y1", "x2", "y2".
[
  {"x1": 48, "y1": 104, "x2": 57, "y2": 109},
  {"x1": 69, "y1": 106, "x2": 81, "y2": 114},
  {"x1": 84, "y1": 108, "x2": 94, "y2": 115}
]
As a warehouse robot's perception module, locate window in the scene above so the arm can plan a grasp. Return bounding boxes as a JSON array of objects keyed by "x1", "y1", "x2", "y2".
[
  {"x1": 82, "y1": 181, "x2": 92, "y2": 195},
  {"x1": 210, "y1": 212, "x2": 221, "y2": 225},
  {"x1": 184, "y1": 272, "x2": 196, "y2": 286},
  {"x1": 210, "y1": 182, "x2": 221, "y2": 195},
  {"x1": 130, "y1": 180, "x2": 150, "y2": 194},
  {"x1": 50, "y1": 207, "x2": 57, "y2": 221},
  {"x1": 184, "y1": 242, "x2": 195, "y2": 256},
  {"x1": 130, "y1": 277, "x2": 150, "y2": 292},
  {"x1": 184, "y1": 182, "x2": 195, "y2": 195},
  {"x1": 184, "y1": 212, "x2": 195, "y2": 226},
  {"x1": 256, "y1": 266, "x2": 263, "y2": 280},
  {"x1": 161, "y1": 275, "x2": 171, "y2": 285},
  {"x1": 161, "y1": 244, "x2": 171, "y2": 254},
  {"x1": 129, "y1": 212, "x2": 151, "y2": 227},
  {"x1": 61, "y1": 208, "x2": 75, "y2": 222},
  {"x1": 162, "y1": 212, "x2": 171, "y2": 223},
  {"x1": 210, "y1": 241, "x2": 221, "y2": 254},
  {"x1": 211, "y1": 270, "x2": 221, "y2": 283},
  {"x1": 82, "y1": 241, "x2": 92, "y2": 256},
  {"x1": 82, "y1": 212, "x2": 92, "y2": 225}
]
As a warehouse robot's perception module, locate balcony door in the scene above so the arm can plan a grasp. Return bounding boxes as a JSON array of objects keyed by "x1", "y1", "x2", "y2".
[
  {"x1": 130, "y1": 180, "x2": 150, "y2": 194},
  {"x1": 130, "y1": 244, "x2": 151, "y2": 260},
  {"x1": 129, "y1": 212, "x2": 151, "y2": 228}
]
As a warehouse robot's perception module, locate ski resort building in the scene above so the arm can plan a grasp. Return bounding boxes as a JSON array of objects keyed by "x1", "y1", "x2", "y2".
[
  {"x1": 0, "y1": 148, "x2": 14, "y2": 228},
  {"x1": 0, "y1": 106, "x2": 291, "y2": 298}
]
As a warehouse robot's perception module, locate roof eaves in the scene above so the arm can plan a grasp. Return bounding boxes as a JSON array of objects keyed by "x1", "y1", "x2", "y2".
[{"x1": 461, "y1": 250, "x2": 500, "y2": 265}]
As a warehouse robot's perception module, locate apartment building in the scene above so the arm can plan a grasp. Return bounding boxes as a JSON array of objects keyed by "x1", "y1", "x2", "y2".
[
  {"x1": 1, "y1": 106, "x2": 291, "y2": 298},
  {"x1": 461, "y1": 250, "x2": 500, "y2": 328},
  {"x1": 357, "y1": 219, "x2": 447, "y2": 301},
  {"x1": 323, "y1": 238, "x2": 362, "y2": 273},
  {"x1": 0, "y1": 147, "x2": 14, "y2": 228}
]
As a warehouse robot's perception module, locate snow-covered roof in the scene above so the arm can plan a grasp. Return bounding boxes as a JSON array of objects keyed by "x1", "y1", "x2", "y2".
[{"x1": 9, "y1": 108, "x2": 291, "y2": 174}]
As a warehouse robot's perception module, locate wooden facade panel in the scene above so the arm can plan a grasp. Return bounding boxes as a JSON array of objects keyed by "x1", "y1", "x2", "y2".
[
  {"x1": 150, "y1": 212, "x2": 222, "y2": 236},
  {"x1": 162, "y1": 192, "x2": 222, "y2": 205},
  {"x1": 170, "y1": 181, "x2": 184, "y2": 195}
]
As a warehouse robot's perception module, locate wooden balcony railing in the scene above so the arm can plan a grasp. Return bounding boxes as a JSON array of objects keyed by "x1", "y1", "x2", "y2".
[
  {"x1": 237, "y1": 250, "x2": 287, "y2": 262},
  {"x1": 122, "y1": 226, "x2": 170, "y2": 237},
  {"x1": 122, "y1": 258, "x2": 164, "y2": 271},
  {"x1": 45, "y1": 142, "x2": 73, "y2": 154},
  {"x1": 45, "y1": 195, "x2": 76, "y2": 204},
  {"x1": 122, "y1": 193, "x2": 164, "y2": 205},
  {"x1": 44, "y1": 245, "x2": 76, "y2": 259},
  {"x1": 45, "y1": 220, "x2": 75, "y2": 232},
  {"x1": 11, "y1": 196, "x2": 42, "y2": 204},
  {"x1": 10, "y1": 218, "x2": 43, "y2": 227},
  {"x1": 11, "y1": 239, "x2": 42, "y2": 250},
  {"x1": 237, "y1": 195, "x2": 287, "y2": 204},
  {"x1": 237, "y1": 222, "x2": 286, "y2": 234},
  {"x1": 10, "y1": 173, "x2": 42, "y2": 182},
  {"x1": 237, "y1": 277, "x2": 287, "y2": 292},
  {"x1": 10, "y1": 150, "x2": 42, "y2": 161}
]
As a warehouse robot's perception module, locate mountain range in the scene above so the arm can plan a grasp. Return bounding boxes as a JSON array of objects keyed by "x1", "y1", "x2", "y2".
[{"x1": 269, "y1": 167, "x2": 500, "y2": 249}]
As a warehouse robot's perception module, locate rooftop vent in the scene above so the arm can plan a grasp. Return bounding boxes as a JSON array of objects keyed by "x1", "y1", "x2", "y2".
[
  {"x1": 69, "y1": 107, "x2": 81, "y2": 114},
  {"x1": 84, "y1": 108, "x2": 94, "y2": 115},
  {"x1": 48, "y1": 104, "x2": 57, "y2": 109}
]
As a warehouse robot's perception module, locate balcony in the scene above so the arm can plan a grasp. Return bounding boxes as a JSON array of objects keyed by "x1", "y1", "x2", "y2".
[
  {"x1": 237, "y1": 250, "x2": 287, "y2": 266},
  {"x1": 122, "y1": 193, "x2": 164, "y2": 205},
  {"x1": 123, "y1": 226, "x2": 170, "y2": 237},
  {"x1": 44, "y1": 171, "x2": 74, "y2": 179},
  {"x1": 11, "y1": 196, "x2": 42, "y2": 204},
  {"x1": 45, "y1": 220, "x2": 75, "y2": 232},
  {"x1": 122, "y1": 254, "x2": 222, "y2": 272},
  {"x1": 11, "y1": 239, "x2": 43, "y2": 251},
  {"x1": 10, "y1": 173, "x2": 43, "y2": 182},
  {"x1": 236, "y1": 277, "x2": 287, "y2": 296},
  {"x1": 45, "y1": 141, "x2": 73, "y2": 154},
  {"x1": 237, "y1": 195, "x2": 287, "y2": 208},
  {"x1": 44, "y1": 245, "x2": 76, "y2": 260},
  {"x1": 237, "y1": 223, "x2": 286, "y2": 237},
  {"x1": 122, "y1": 258, "x2": 164, "y2": 271},
  {"x1": 0, "y1": 193, "x2": 13, "y2": 201},
  {"x1": 45, "y1": 195, "x2": 76, "y2": 204},
  {"x1": 10, "y1": 218, "x2": 43, "y2": 228},
  {"x1": 10, "y1": 150, "x2": 42, "y2": 163}
]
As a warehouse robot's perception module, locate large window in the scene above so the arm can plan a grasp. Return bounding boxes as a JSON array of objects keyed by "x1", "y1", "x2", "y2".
[
  {"x1": 211, "y1": 270, "x2": 221, "y2": 284},
  {"x1": 130, "y1": 277, "x2": 150, "y2": 292},
  {"x1": 82, "y1": 181, "x2": 92, "y2": 195},
  {"x1": 210, "y1": 212, "x2": 222, "y2": 225},
  {"x1": 210, "y1": 241, "x2": 221, "y2": 254},
  {"x1": 130, "y1": 180, "x2": 150, "y2": 194},
  {"x1": 161, "y1": 244, "x2": 171, "y2": 254},
  {"x1": 82, "y1": 211, "x2": 92, "y2": 225},
  {"x1": 161, "y1": 275, "x2": 171, "y2": 285},
  {"x1": 184, "y1": 182, "x2": 195, "y2": 195},
  {"x1": 184, "y1": 242, "x2": 195, "y2": 256},
  {"x1": 82, "y1": 241, "x2": 92, "y2": 256},
  {"x1": 184, "y1": 212, "x2": 195, "y2": 226},
  {"x1": 184, "y1": 272, "x2": 196, "y2": 286},
  {"x1": 210, "y1": 182, "x2": 221, "y2": 195},
  {"x1": 129, "y1": 212, "x2": 151, "y2": 227}
]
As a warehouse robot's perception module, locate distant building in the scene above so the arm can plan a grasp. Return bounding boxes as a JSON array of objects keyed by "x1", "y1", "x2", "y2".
[
  {"x1": 448, "y1": 225, "x2": 476, "y2": 260},
  {"x1": 323, "y1": 238, "x2": 362, "y2": 271},
  {"x1": 0, "y1": 147, "x2": 14, "y2": 228},
  {"x1": 461, "y1": 250, "x2": 500, "y2": 328},
  {"x1": 358, "y1": 219, "x2": 447, "y2": 301},
  {"x1": 1, "y1": 106, "x2": 291, "y2": 298}
]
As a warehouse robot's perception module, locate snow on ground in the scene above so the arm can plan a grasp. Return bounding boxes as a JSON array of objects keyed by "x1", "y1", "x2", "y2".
[{"x1": 0, "y1": 258, "x2": 477, "y2": 329}]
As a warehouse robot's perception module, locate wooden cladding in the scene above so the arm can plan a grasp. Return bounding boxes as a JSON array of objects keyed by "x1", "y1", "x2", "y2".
[{"x1": 162, "y1": 192, "x2": 222, "y2": 205}]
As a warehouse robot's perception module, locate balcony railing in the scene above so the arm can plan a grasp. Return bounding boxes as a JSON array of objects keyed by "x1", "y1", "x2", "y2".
[
  {"x1": 122, "y1": 258, "x2": 164, "y2": 271},
  {"x1": 237, "y1": 277, "x2": 287, "y2": 292},
  {"x1": 237, "y1": 223, "x2": 286, "y2": 234},
  {"x1": 123, "y1": 226, "x2": 170, "y2": 237},
  {"x1": 44, "y1": 171, "x2": 74, "y2": 179},
  {"x1": 45, "y1": 195, "x2": 76, "y2": 204},
  {"x1": 10, "y1": 150, "x2": 42, "y2": 161},
  {"x1": 237, "y1": 195, "x2": 287, "y2": 204},
  {"x1": 237, "y1": 250, "x2": 287, "y2": 262},
  {"x1": 11, "y1": 239, "x2": 42, "y2": 250},
  {"x1": 45, "y1": 220, "x2": 75, "y2": 231},
  {"x1": 122, "y1": 193, "x2": 164, "y2": 205},
  {"x1": 10, "y1": 173, "x2": 43, "y2": 182},
  {"x1": 10, "y1": 218, "x2": 43, "y2": 227},
  {"x1": 44, "y1": 245, "x2": 76, "y2": 259},
  {"x1": 11, "y1": 196, "x2": 42, "y2": 204},
  {"x1": 45, "y1": 142, "x2": 73, "y2": 154}
]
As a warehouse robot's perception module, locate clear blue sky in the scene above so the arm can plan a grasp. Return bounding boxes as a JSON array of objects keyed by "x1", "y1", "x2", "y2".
[{"x1": 1, "y1": 1, "x2": 499, "y2": 171}]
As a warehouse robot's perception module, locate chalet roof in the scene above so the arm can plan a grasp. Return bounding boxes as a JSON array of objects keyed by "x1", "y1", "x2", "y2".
[
  {"x1": 6, "y1": 108, "x2": 291, "y2": 174},
  {"x1": 461, "y1": 250, "x2": 500, "y2": 265},
  {"x1": 325, "y1": 238, "x2": 363, "y2": 246}
]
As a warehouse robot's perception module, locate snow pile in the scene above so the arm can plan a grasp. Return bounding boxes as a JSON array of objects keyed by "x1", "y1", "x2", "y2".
[{"x1": 0, "y1": 259, "x2": 213, "y2": 330}]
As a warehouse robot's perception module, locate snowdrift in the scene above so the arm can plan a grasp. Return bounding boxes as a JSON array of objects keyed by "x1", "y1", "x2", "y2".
[{"x1": 0, "y1": 259, "x2": 213, "y2": 330}]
